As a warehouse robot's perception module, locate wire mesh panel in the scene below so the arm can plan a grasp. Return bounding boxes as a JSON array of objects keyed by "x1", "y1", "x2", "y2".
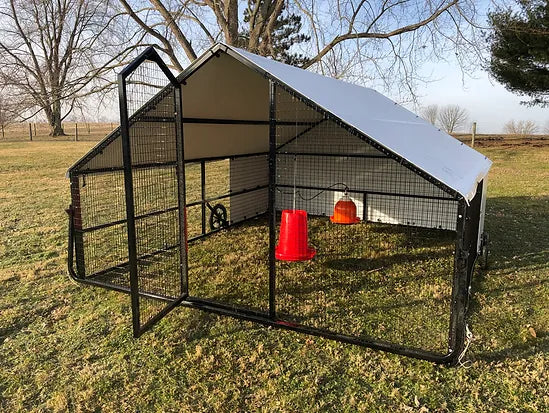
[
  {"x1": 67, "y1": 48, "x2": 480, "y2": 361},
  {"x1": 67, "y1": 49, "x2": 187, "y2": 337},
  {"x1": 272, "y1": 85, "x2": 460, "y2": 354},
  {"x1": 71, "y1": 170, "x2": 129, "y2": 287},
  {"x1": 119, "y1": 49, "x2": 187, "y2": 336}
]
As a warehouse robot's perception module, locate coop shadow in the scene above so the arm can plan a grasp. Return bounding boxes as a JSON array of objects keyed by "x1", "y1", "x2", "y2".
[
  {"x1": 478, "y1": 195, "x2": 549, "y2": 272},
  {"x1": 466, "y1": 195, "x2": 549, "y2": 362},
  {"x1": 365, "y1": 222, "x2": 456, "y2": 248},
  {"x1": 278, "y1": 247, "x2": 452, "y2": 301},
  {"x1": 322, "y1": 248, "x2": 451, "y2": 274},
  {"x1": 471, "y1": 334, "x2": 549, "y2": 363}
]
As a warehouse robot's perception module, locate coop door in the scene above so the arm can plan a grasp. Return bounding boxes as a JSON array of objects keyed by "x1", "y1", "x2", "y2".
[{"x1": 119, "y1": 48, "x2": 188, "y2": 337}]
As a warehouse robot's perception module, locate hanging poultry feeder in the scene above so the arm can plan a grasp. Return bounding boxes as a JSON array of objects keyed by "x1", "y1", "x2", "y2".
[
  {"x1": 330, "y1": 193, "x2": 360, "y2": 224},
  {"x1": 275, "y1": 210, "x2": 316, "y2": 261}
]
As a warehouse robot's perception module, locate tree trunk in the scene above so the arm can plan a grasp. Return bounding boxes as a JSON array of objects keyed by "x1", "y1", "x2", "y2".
[
  {"x1": 47, "y1": 101, "x2": 66, "y2": 136},
  {"x1": 224, "y1": 0, "x2": 239, "y2": 45},
  {"x1": 49, "y1": 116, "x2": 65, "y2": 136}
]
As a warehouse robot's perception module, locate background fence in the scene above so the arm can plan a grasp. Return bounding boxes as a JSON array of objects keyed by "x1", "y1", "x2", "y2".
[{"x1": 0, "y1": 122, "x2": 118, "y2": 142}]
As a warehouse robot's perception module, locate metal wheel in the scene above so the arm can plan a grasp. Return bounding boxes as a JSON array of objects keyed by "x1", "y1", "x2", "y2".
[
  {"x1": 480, "y1": 232, "x2": 489, "y2": 270},
  {"x1": 209, "y1": 203, "x2": 228, "y2": 230}
]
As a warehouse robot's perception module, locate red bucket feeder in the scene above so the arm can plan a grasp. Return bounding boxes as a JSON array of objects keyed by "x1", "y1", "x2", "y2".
[
  {"x1": 330, "y1": 194, "x2": 360, "y2": 224},
  {"x1": 275, "y1": 210, "x2": 316, "y2": 261}
]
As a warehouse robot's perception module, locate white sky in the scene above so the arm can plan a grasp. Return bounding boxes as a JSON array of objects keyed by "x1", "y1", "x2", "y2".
[{"x1": 411, "y1": 60, "x2": 548, "y2": 134}]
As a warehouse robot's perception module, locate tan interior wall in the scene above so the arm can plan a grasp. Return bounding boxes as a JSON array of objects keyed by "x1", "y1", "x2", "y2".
[
  {"x1": 78, "y1": 54, "x2": 323, "y2": 169},
  {"x1": 183, "y1": 124, "x2": 268, "y2": 160},
  {"x1": 182, "y1": 53, "x2": 268, "y2": 120},
  {"x1": 181, "y1": 53, "x2": 270, "y2": 160}
]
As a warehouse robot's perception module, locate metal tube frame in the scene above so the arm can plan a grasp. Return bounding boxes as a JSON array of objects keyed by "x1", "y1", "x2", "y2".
[
  {"x1": 268, "y1": 80, "x2": 277, "y2": 319},
  {"x1": 200, "y1": 161, "x2": 207, "y2": 235},
  {"x1": 118, "y1": 47, "x2": 188, "y2": 337},
  {"x1": 71, "y1": 152, "x2": 269, "y2": 176},
  {"x1": 276, "y1": 183, "x2": 455, "y2": 202},
  {"x1": 66, "y1": 45, "x2": 482, "y2": 364}
]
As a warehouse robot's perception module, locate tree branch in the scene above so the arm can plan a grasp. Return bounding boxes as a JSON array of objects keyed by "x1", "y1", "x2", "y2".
[{"x1": 302, "y1": 0, "x2": 459, "y2": 69}]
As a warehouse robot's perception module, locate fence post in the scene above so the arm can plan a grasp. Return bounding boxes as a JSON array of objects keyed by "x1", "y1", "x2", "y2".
[
  {"x1": 75, "y1": 123, "x2": 78, "y2": 141},
  {"x1": 29, "y1": 123, "x2": 33, "y2": 141},
  {"x1": 471, "y1": 122, "x2": 476, "y2": 147}
]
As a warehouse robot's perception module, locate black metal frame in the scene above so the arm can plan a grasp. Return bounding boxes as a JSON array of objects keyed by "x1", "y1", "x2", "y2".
[
  {"x1": 67, "y1": 45, "x2": 485, "y2": 365},
  {"x1": 119, "y1": 47, "x2": 189, "y2": 336}
]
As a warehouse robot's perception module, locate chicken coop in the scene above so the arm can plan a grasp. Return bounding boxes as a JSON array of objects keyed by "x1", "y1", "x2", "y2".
[{"x1": 66, "y1": 43, "x2": 491, "y2": 364}]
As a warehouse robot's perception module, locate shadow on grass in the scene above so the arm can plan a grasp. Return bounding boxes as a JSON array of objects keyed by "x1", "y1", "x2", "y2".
[
  {"x1": 473, "y1": 335, "x2": 549, "y2": 363},
  {"x1": 172, "y1": 307, "x2": 264, "y2": 345},
  {"x1": 468, "y1": 196, "x2": 549, "y2": 362},
  {"x1": 275, "y1": 247, "x2": 453, "y2": 299},
  {"x1": 482, "y1": 196, "x2": 549, "y2": 272},
  {"x1": 322, "y1": 248, "x2": 451, "y2": 273},
  {"x1": 0, "y1": 319, "x2": 35, "y2": 345}
]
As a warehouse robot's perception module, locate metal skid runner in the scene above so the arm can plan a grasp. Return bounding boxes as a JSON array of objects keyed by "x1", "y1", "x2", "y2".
[{"x1": 67, "y1": 47, "x2": 485, "y2": 364}]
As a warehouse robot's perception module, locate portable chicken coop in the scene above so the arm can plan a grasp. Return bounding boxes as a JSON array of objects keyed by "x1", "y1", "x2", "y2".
[{"x1": 66, "y1": 43, "x2": 491, "y2": 364}]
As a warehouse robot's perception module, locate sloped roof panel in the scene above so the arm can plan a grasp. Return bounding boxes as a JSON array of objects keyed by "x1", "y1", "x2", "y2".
[{"x1": 224, "y1": 44, "x2": 491, "y2": 201}]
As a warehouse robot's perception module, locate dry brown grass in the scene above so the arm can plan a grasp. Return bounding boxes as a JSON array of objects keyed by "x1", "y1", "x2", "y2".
[{"x1": 1, "y1": 122, "x2": 118, "y2": 142}]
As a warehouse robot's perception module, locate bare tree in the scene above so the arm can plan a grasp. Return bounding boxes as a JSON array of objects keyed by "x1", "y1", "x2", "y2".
[
  {"x1": 438, "y1": 104, "x2": 468, "y2": 133},
  {"x1": 0, "y1": 0, "x2": 140, "y2": 135},
  {"x1": 119, "y1": 0, "x2": 483, "y2": 99},
  {"x1": 542, "y1": 120, "x2": 549, "y2": 134},
  {"x1": 0, "y1": 92, "x2": 22, "y2": 138},
  {"x1": 503, "y1": 120, "x2": 539, "y2": 136},
  {"x1": 119, "y1": 0, "x2": 307, "y2": 70},
  {"x1": 420, "y1": 104, "x2": 439, "y2": 126}
]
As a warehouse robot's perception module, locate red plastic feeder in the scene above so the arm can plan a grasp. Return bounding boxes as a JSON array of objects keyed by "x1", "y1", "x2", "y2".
[
  {"x1": 330, "y1": 194, "x2": 360, "y2": 224},
  {"x1": 275, "y1": 210, "x2": 316, "y2": 261}
]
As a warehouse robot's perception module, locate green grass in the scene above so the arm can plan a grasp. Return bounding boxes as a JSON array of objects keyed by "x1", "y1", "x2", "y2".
[
  {"x1": 186, "y1": 218, "x2": 455, "y2": 354},
  {"x1": 1, "y1": 141, "x2": 548, "y2": 412}
]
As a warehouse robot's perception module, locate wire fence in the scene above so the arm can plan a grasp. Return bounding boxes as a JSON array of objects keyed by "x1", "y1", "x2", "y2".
[{"x1": 0, "y1": 122, "x2": 118, "y2": 142}]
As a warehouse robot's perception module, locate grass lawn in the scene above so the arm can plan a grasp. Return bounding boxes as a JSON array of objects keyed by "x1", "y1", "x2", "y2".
[
  {"x1": 185, "y1": 217, "x2": 456, "y2": 355},
  {"x1": 0, "y1": 140, "x2": 548, "y2": 412}
]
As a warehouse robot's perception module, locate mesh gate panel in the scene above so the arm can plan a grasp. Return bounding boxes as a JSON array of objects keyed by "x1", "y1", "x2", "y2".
[
  {"x1": 69, "y1": 52, "x2": 188, "y2": 334},
  {"x1": 273, "y1": 86, "x2": 459, "y2": 353},
  {"x1": 121, "y1": 57, "x2": 186, "y2": 332},
  {"x1": 71, "y1": 164, "x2": 130, "y2": 288}
]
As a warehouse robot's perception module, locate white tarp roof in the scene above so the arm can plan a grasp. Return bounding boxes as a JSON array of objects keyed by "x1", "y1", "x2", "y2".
[{"x1": 219, "y1": 43, "x2": 491, "y2": 202}]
